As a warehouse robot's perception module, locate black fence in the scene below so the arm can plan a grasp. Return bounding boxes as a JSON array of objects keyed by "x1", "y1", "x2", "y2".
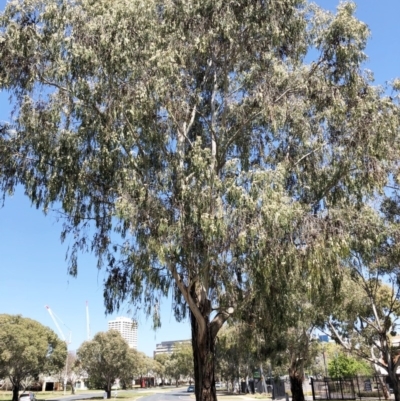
[
  {"x1": 311, "y1": 376, "x2": 393, "y2": 401},
  {"x1": 241, "y1": 378, "x2": 287, "y2": 399}
]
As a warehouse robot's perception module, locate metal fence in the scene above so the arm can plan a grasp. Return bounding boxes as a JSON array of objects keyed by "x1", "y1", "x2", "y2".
[
  {"x1": 311, "y1": 376, "x2": 392, "y2": 401},
  {"x1": 311, "y1": 378, "x2": 355, "y2": 400}
]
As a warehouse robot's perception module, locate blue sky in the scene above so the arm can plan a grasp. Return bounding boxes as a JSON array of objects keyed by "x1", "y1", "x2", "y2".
[{"x1": 0, "y1": 0, "x2": 400, "y2": 357}]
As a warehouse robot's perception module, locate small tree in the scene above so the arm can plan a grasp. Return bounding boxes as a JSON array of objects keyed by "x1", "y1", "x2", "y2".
[
  {"x1": 327, "y1": 352, "x2": 373, "y2": 379},
  {"x1": 170, "y1": 344, "x2": 193, "y2": 385},
  {"x1": 77, "y1": 331, "x2": 135, "y2": 398},
  {"x1": 0, "y1": 315, "x2": 67, "y2": 401},
  {"x1": 154, "y1": 354, "x2": 170, "y2": 385},
  {"x1": 58, "y1": 351, "x2": 84, "y2": 395}
]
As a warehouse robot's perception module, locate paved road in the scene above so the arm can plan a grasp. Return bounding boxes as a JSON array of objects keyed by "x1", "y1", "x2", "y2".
[
  {"x1": 47, "y1": 392, "x2": 103, "y2": 401},
  {"x1": 139, "y1": 388, "x2": 193, "y2": 401}
]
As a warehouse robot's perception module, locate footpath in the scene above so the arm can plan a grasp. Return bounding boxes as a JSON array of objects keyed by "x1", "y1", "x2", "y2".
[{"x1": 215, "y1": 394, "x2": 313, "y2": 401}]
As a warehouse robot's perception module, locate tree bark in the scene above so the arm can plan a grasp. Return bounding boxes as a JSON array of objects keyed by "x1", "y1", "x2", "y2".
[
  {"x1": 12, "y1": 383, "x2": 19, "y2": 401},
  {"x1": 190, "y1": 310, "x2": 217, "y2": 401},
  {"x1": 388, "y1": 369, "x2": 399, "y2": 401},
  {"x1": 105, "y1": 384, "x2": 111, "y2": 399},
  {"x1": 376, "y1": 375, "x2": 389, "y2": 400},
  {"x1": 289, "y1": 369, "x2": 305, "y2": 401}
]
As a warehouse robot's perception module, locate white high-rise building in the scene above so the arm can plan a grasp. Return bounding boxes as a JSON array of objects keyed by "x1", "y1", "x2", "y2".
[{"x1": 108, "y1": 317, "x2": 138, "y2": 349}]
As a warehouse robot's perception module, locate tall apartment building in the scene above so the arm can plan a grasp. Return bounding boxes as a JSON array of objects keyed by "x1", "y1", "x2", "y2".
[{"x1": 108, "y1": 317, "x2": 138, "y2": 349}]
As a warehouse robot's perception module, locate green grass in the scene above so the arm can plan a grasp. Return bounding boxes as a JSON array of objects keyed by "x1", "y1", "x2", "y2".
[
  {"x1": 0, "y1": 388, "x2": 179, "y2": 401},
  {"x1": 0, "y1": 391, "x2": 153, "y2": 401},
  {"x1": 0, "y1": 392, "x2": 77, "y2": 401}
]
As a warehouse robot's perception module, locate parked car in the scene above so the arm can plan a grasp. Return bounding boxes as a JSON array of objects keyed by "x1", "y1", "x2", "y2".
[
  {"x1": 19, "y1": 393, "x2": 36, "y2": 401},
  {"x1": 187, "y1": 385, "x2": 195, "y2": 392}
]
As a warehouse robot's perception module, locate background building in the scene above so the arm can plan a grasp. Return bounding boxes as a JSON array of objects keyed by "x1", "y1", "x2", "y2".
[
  {"x1": 153, "y1": 339, "x2": 191, "y2": 357},
  {"x1": 108, "y1": 317, "x2": 138, "y2": 349}
]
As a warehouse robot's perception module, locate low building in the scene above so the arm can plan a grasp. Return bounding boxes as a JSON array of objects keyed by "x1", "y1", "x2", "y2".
[{"x1": 153, "y1": 339, "x2": 191, "y2": 357}]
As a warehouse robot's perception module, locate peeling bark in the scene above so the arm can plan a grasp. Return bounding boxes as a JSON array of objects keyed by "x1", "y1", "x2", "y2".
[{"x1": 190, "y1": 308, "x2": 217, "y2": 401}]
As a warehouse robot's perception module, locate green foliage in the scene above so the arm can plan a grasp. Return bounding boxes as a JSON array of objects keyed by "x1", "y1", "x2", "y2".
[
  {"x1": 155, "y1": 344, "x2": 193, "y2": 384},
  {"x1": 328, "y1": 353, "x2": 373, "y2": 378},
  {"x1": 325, "y1": 215, "x2": 400, "y2": 400},
  {"x1": 0, "y1": 0, "x2": 397, "y2": 324},
  {"x1": 216, "y1": 324, "x2": 256, "y2": 382},
  {"x1": 170, "y1": 343, "x2": 193, "y2": 380},
  {"x1": 0, "y1": 314, "x2": 67, "y2": 401},
  {"x1": 76, "y1": 331, "x2": 135, "y2": 397},
  {"x1": 0, "y1": 1, "x2": 400, "y2": 399}
]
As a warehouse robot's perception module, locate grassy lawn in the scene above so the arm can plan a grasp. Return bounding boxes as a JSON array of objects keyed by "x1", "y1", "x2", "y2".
[
  {"x1": 0, "y1": 391, "x2": 155, "y2": 401},
  {"x1": 0, "y1": 392, "x2": 71, "y2": 401}
]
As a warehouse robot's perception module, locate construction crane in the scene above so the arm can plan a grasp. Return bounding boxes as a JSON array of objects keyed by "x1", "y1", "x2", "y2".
[
  {"x1": 86, "y1": 301, "x2": 91, "y2": 341},
  {"x1": 45, "y1": 306, "x2": 71, "y2": 395}
]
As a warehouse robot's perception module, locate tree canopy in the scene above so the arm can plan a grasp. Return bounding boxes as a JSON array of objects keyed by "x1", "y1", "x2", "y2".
[
  {"x1": 1, "y1": 1, "x2": 400, "y2": 400},
  {"x1": 327, "y1": 352, "x2": 372, "y2": 378},
  {"x1": 77, "y1": 330, "x2": 135, "y2": 398},
  {"x1": 326, "y1": 211, "x2": 400, "y2": 401},
  {"x1": 0, "y1": 314, "x2": 67, "y2": 401}
]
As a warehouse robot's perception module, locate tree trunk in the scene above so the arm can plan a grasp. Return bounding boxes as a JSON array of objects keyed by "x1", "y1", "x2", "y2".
[
  {"x1": 377, "y1": 375, "x2": 389, "y2": 400},
  {"x1": 106, "y1": 384, "x2": 112, "y2": 399},
  {"x1": 190, "y1": 310, "x2": 217, "y2": 401},
  {"x1": 12, "y1": 383, "x2": 19, "y2": 401},
  {"x1": 289, "y1": 369, "x2": 305, "y2": 401},
  {"x1": 389, "y1": 370, "x2": 399, "y2": 401}
]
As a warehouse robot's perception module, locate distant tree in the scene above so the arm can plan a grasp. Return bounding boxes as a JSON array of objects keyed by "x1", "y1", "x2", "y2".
[
  {"x1": 58, "y1": 351, "x2": 84, "y2": 395},
  {"x1": 216, "y1": 325, "x2": 254, "y2": 391},
  {"x1": 134, "y1": 351, "x2": 158, "y2": 386},
  {"x1": 0, "y1": 314, "x2": 67, "y2": 401},
  {"x1": 170, "y1": 344, "x2": 193, "y2": 385},
  {"x1": 154, "y1": 354, "x2": 170, "y2": 385},
  {"x1": 77, "y1": 331, "x2": 135, "y2": 398},
  {"x1": 328, "y1": 352, "x2": 373, "y2": 378},
  {"x1": 119, "y1": 348, "x2": 142, "y2": 389}
]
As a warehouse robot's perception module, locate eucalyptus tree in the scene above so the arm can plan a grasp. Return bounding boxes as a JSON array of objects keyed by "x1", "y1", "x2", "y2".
[
  {"x1": 0, "y1": 315, "x2": 67, "y2": 401},
  {"x1": 0, "y1": 1, "x2": 399, "y2": 401},
  {"x1": 327, "y1": 207, "x2": 400, "y2": 401}
]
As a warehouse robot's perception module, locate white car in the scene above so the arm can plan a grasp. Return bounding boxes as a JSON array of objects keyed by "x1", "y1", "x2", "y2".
[{"x1": 19, "y1": 393, "x2": 36, "y2": 401}]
